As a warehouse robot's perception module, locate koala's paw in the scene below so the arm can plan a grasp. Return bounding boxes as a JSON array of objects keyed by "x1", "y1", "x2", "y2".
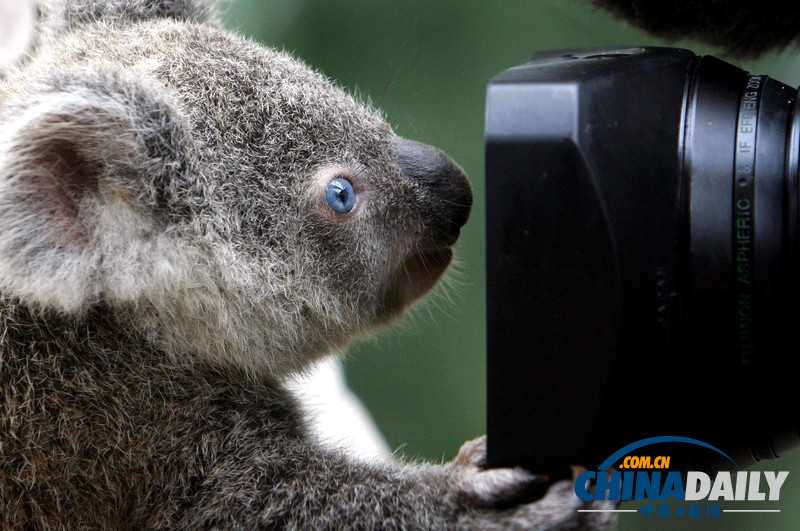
[
  {"x1": 444, "y1": 436, "x2": 546, "y2": 507},
  {"x1": 445, "y1": 437, "x2": 618, "y2": 530}
]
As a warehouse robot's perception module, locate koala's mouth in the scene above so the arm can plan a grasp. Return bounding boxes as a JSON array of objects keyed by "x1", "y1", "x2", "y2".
[{"x1": 395, "y1": 247, "x2": 453, "y2": 308}]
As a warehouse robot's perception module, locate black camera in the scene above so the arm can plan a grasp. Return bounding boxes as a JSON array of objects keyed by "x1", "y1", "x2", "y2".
[{"x1": 486, "y1": 47, "x2": 800, "y2": 477}]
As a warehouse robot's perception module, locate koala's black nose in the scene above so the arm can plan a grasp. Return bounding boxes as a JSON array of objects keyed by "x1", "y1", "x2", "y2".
[{"x1": 395, "y1": 138, "x2": 472, "y2": 247}]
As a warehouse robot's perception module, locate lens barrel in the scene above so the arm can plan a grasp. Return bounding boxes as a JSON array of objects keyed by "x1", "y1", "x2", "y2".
[
  {"x1": 486, "y1": 47, "x2": 800, "y2": 475},
  {"x1": 685, "y1": 55, "x2": 800, "y2": 468}
]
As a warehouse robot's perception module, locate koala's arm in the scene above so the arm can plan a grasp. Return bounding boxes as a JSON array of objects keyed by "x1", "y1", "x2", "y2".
[
  {"x1": 178, "y1": 432, "x2": 611, "y2": 530},
  {"x1": 0, "y1": 305, "x2": 610, "y2": 529},
  {"x1": 128, "y1": 366, "x2": 613, "y2": 530}
]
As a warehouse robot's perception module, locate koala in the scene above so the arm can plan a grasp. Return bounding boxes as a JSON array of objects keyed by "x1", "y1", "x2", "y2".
[
  {"x1": 590, "y1": 0, "x2": 800, "y2": 57},
  {"x1": 0, "y1": 1, "x2": 616, "y2": 528}
]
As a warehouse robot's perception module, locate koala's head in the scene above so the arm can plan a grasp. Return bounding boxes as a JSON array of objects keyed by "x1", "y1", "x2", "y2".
[{"x1": 0, "y1": 18, "x2": 471, "y2": 376}]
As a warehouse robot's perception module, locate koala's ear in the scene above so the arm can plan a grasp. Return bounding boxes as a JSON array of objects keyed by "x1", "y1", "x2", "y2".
[{"x1": 0, "y1": 72, "x2": 190, "y2": 313}]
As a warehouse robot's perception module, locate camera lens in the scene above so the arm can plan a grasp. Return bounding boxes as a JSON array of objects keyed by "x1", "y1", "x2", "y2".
[
  {"x1": 682, "y1": 55, "x2": 800, "y2": 468},
  {"x1": 486, "y1": 48, "x2": 800, "y2": 475}
]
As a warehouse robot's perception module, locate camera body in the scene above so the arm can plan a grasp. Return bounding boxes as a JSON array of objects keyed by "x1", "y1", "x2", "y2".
[{"x1": 486, "y1": 47, "x2": 800, "y2": 476}]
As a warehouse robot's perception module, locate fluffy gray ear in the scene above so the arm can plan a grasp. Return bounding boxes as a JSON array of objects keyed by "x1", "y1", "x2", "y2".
[{"x1": 0, "y1": 70, "x2": 190, "y2": 313}]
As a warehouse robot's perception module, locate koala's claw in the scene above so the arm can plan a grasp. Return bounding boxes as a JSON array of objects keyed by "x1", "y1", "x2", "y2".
[
  {"x1": 446, "y1": 436, "x2": 547, "y2": 507},
  {"x1": 446, "y1": 437, "x2": 618, "y2": 530}
]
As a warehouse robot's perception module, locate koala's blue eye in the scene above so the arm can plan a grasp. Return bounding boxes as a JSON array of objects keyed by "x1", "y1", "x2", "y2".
[{"x1": 325, "y1": 177, "x2": 356, "y2": 214}]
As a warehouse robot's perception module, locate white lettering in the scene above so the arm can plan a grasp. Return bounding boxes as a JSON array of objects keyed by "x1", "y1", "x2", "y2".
[
  {"x1": 709, "y1": 472, "x2": 734, "y2": 501},
  {"x1": 748, "y1": 472, "x2": 765, "y2": 501},
  {"x1": 764, "y1": 471, "x2": 789, "y2": 501},
  {"x1": 735, "y1": 471, "x2": 748, "y2": 501},
  {"x1": 685, "y1": 472, "x2": 710, "y2": 501}
]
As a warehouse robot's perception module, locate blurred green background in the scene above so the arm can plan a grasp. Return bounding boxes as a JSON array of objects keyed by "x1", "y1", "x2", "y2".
[{"x1": 224, "y1": 1, "x2": 800, "y2": 528}]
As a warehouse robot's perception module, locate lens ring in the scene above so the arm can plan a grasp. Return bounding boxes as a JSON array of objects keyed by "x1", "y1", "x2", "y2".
[{"x1": 732, "y1": 75, "x2": 764, "y2": 365}]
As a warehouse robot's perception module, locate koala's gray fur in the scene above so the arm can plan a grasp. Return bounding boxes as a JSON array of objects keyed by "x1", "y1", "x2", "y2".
[
  {"x1": 0, "y1": 1, "x2": 616, "y2": 528},
  {"x1": 590, "y1": 0, "x2": 800, "y2": 57}
]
